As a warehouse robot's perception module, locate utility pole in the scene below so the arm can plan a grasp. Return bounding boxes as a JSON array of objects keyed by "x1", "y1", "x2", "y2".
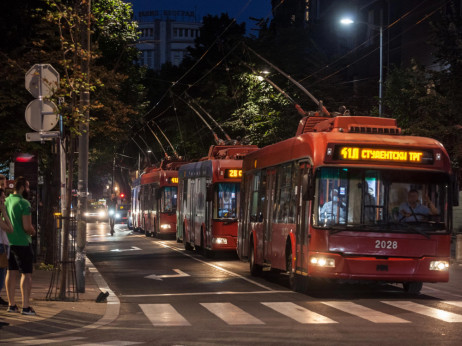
[{"x1": 76, "y1": 0, "x2": 91, "y2": 293}]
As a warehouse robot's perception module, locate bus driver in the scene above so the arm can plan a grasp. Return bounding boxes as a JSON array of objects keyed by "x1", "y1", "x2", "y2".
[{"x1": 399, "y1": 189, "x2": 438, "y2": 222}]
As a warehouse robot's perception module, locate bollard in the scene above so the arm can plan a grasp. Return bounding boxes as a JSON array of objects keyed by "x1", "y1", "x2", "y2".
[{"x1": 457, "y1": 234, "x2": 462, "y2": 263}]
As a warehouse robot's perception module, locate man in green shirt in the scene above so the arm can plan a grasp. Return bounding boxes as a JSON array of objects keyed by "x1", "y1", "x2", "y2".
[{"x1": 5, "y1": 177, "x2": 36, "y2": 315}]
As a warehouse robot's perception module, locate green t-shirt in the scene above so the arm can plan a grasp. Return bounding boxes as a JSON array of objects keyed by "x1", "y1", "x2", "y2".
[{"x1": 5, "y1": 193, "x2": 32, "y2": 246}]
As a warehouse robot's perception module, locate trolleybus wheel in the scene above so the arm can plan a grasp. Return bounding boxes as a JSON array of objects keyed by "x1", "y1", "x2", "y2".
[
  {"x1": 403, "y1": 281, "x2": 423, "y2": 294},
  {"x1": 249, "y1": 240, "x2": 262, "y2": 276}
]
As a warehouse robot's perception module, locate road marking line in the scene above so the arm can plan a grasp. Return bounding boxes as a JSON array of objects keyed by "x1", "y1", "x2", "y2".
[
  {"x1": 140, "y1": 304, "x2": 191, "y2": 326},
  {"x1": 383, "y1": 301, "x2": 462, "y2": 322},
  {"x1": 262, "y1": 302, "x2": 337, "y2": 324},
  {"x1": 421, "y1": 285, "x2": 462, "y2": 300},
  {"x1": 15, "y1": 337, "x2": 85, "y2": 344},
  {"x1": 322, "y1": 301, "x2": 410, "y2": 323},
  {"x1": 441, "y1": 301, "x2": 462, "y2": 308},
  {"x1": 156, "y1": 241, "x2": 278, "y2": 291},
  {"x1": 121, "y1": 290, "x2": 294, "y2": 298},
  {"x1": 201, "y1": 303, "x2": 264, "y2": 325}
]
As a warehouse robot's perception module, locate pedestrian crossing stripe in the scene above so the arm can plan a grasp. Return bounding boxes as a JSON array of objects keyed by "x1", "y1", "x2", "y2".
[
  {"x1": 139, "y1": 303, "x2": 190, "y2": 326},
  {"x1": 383, "y1": 301, "x2": 462, "y2": 323},
  {"x1": 201, "y1": 303, "x2": 264, "y2": 325},
  {"x1": 321, "y1": 301, "x2": 410, "y2": 323},
  {"x1": 262, "y1": 302, "x2": 336, "y2": 324},
  {"x1": 139, "y1": 301, "x2": 462, "y2": 326}
]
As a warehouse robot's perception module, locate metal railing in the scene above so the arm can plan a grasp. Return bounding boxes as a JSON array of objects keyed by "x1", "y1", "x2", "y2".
[{"x1": 46, "y1": 214, "x2": 79, "y2": 301}]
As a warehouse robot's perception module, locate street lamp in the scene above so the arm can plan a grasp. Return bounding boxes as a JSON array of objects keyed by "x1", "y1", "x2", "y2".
[{"x1": 340, "y1": 17, "x2": 383, "y2": 117}]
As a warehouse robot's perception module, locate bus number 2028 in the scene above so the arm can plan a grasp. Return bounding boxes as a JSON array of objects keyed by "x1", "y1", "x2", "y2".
[{"x1": 375, "y1": 240, "x2": 398, "y2": 249}]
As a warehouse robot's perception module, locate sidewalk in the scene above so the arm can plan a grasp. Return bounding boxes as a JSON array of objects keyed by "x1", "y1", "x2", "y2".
[{"x1": 0, "y1": 262, "x2": 110, "y2": 342}]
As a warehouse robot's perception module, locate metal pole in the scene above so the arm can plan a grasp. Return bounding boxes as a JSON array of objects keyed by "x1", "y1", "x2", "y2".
[
  {"x1": 76, "y1": 0, "x2": 91, "y2": 293},
  {"x1": 378, "y1": 13, "x2": 383, "y2": 117}
]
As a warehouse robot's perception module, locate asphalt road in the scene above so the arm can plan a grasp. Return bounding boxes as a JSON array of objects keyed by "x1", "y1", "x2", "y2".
[{"x1": 68, "y1": 221, "x2": 462, "y2": 345}]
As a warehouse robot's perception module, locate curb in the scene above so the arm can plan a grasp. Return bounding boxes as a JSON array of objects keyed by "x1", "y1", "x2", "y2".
[{"x1": 1, "y1": 256, "x2": 120, "y2": 344}]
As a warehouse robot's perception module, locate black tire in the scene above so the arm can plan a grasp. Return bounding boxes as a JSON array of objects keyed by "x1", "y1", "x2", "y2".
[
  {"x1": 403, "y1": 282, "x2": 423, "y2": 294},
  {"x1": 249, "y1": 241, "x2": 262, "y2": 276},
  {"x1": 184, "y1": 240, "x2": 193, "y2": 251},
  {"x1": 287, "y1": 248, "x2": 296, "y2": 290}
]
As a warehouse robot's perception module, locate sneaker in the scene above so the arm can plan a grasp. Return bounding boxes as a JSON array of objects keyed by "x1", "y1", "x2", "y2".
[
  {"x1": 7, "y1": 304, "x2": 19, "y2": 313},
  {"x1": 21, "y1": 306, "x2": 36, "y2": 316},
  {"x1": 0, "y1": 297, "x2": 8, "y2": 306}
]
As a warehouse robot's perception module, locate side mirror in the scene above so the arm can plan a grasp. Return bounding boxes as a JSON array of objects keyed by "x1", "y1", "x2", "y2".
[
  {"x1": 302, "y1": 169, "x2": 314, "y2": 201},
  {"x1": 206, "y1": 184, "x2": 213, "y2": 202}
]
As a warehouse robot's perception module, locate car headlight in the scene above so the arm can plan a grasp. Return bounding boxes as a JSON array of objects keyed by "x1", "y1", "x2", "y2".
[
  {"x1": 212, "y1": 237, "x2": 228, "y2": 245},
  {"x1": 160, "y1": 224, "x2": 171, "y2": 230},
  {"x1": 84, "y1": 212, "x2": 89, "y2": 217},
  {"x1": 108, "y1": 209, "x2": 114, "y2": 216},
  {"x1": 429, "y1": 261, "x2": 449, "y2": 271},
  {"x1": 310, "y1": 256, "x2": 335, "y2": 268},
  {"x1": 98, "y1": 211, "x2": 107, "y2": 218},
  {"x1": 115, "y1": 212, "x2": 120, "y2": 219}
]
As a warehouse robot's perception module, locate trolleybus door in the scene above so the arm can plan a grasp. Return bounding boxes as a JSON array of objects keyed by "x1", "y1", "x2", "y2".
[
  {"x1": 188, "y1": 179, "x2": 196, "y2": 244},
  {"x1": 296, "y1": 161, "x2": 311, "y2": 275},
  {"x1": 263, "y1": 168, "x2": 276, "y2": 263}
]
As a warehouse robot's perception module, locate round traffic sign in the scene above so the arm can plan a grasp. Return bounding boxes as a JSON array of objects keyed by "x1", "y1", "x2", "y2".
[
  {"x1": 25, "y1": 99, "x2": 59, "y2": 131},
  {"x1": 25, "y1": 64, "x2": 60, "y2": 98}
]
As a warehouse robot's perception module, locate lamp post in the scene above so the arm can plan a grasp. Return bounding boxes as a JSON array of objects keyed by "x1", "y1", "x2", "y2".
[{"x1": 340, "y1": 17, "x2": 383, "y2": 117}]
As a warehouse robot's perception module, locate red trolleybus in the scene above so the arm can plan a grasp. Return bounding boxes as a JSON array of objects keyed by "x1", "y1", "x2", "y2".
[
  {"x1": 136, "y1": 159, "x2": 187, "y2": 238},
  {"x1": 177, "y1": 144, "x2": 258, "y2": 256},
  {"x1": 238, "y1": 114, "x2": 457, "y2": 294}
]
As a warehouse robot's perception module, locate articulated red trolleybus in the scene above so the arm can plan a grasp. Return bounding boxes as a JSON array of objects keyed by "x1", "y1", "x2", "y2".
[
  {"x1": 177, "y1": 144, "x2": 259, "y2": 256},
  {"x1": 238, "y1": 114, "x2": 457, "y2": 294},
  {"x1": 132, "y1": 159, "x2": 187, "y2": 238}
]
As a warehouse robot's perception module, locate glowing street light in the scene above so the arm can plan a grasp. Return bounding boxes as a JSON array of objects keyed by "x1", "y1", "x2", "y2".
[{"x1": 340, "y1": 16, "x2": 383, "y2": 117}]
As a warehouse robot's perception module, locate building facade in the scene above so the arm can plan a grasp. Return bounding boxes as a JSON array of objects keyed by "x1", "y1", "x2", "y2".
[{"x1": 135, "y1": 10, "x2": 202, "y2": 70}]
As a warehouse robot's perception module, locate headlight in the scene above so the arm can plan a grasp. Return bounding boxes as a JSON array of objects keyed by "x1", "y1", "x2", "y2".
[
  {"x1": 115, "y1": 212, "x2": 121, "y2": 219},
  {"x1": 84, "y1": 212, "x2": 89, "y2": 217},
  {"x1": 160, "y1": 224, "x2": 171, "y2": 230},
  {"x1": 108, "y1": 209, "x2": 114, "y2": 216},
  {"x1": 98, "y1": 211, "x2": 107, "y2": 218},
  {"x1": 213, "y1": 237, "x2": 228, "y2": 245},
  {"x1": 310, "y1": 256, "x2": 335, "y2": 268},
  {"x1": 429, "y1": 261, "x2": 449, "y2": 271}
]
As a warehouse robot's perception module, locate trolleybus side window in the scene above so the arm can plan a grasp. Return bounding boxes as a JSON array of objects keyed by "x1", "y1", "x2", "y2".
[
  {"x1": 250, "y1": 173, "x2": 260, "y2": 222},
  {"x1": 249, "y1": 171, "x2": 266, "y2": 223}
]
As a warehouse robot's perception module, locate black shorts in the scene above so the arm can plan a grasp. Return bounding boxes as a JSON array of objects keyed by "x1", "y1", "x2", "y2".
[{"x1": 8, "y1": 245, "x2": 34, "y2": 274}]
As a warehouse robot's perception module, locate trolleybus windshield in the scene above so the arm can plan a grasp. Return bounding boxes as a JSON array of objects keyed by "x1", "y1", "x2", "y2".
[
  {"x1": 214, "y1": 183, "x2": 239, "y2": 219},
  {"x1": 313, "y1": 167, "x2": 449, "y2": 233},
  {"x1": 161, "y1": 186, "x2": 177, "y2": 213}
]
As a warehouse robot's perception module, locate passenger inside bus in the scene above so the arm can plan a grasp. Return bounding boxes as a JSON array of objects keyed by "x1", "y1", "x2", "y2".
[
  {"x1": 320, "y1": 188, "x2": 347, "y2": 224},
  {"x1": 399, "y1": 189, "x2": 438, "y2": 222}
]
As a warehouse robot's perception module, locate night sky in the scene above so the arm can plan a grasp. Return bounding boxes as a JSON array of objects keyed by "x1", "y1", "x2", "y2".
[{"x1": 128, "y1": 0, "x2": 273, "y2": 33}]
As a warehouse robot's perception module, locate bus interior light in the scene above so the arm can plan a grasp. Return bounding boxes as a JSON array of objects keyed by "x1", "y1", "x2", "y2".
[
  {"x1": 310, "y1": 256, "x2": 335, "y2": 268},
  {"x1": 160, "y1": 224, "x2": 171, "y2": 230},
  {"x1": 429, "y1": 261, "x2": 449, "y2": 271},
  {"x1": 213, "y1": 237, "x2": 228, "y2": 245}
]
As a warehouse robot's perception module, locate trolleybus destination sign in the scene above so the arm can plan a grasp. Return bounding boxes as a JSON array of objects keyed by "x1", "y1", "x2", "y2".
[
  {"x1": 224, "y1": 169, "x2": 242, "y2": 178},
  {"x1": 333, "y1": 146, "x2": 434, "y2": 164}
]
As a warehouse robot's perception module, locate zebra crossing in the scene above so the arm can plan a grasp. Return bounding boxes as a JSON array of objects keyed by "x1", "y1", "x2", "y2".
[{"x1": 138, "y1": 300, "x2": 462, "y2": 326}]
